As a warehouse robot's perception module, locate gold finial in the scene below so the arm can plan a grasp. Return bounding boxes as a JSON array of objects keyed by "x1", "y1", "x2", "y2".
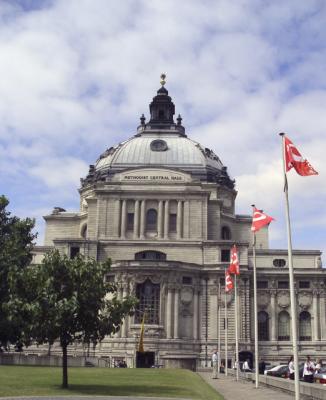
[{"x1": 160, "y1": 73, "x2": 166, "y2": 86}]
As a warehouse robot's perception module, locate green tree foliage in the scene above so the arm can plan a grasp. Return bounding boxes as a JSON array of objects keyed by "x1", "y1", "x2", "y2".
[
  {"x1": 27, "y1": 250, "x2": 136, "y2": 388},
  {"x1": 0, "y1": 195, "x2": 36, "y2": 350}
]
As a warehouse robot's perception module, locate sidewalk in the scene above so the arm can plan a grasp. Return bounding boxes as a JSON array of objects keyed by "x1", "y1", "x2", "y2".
[{"x1": 199, "y1": 372, "x2": 295, "y2": 400}]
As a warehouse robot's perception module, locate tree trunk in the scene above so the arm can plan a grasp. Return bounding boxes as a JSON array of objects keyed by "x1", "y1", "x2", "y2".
[{"x1": 62, "y1": 342, "x2": 68, "y2": 388}]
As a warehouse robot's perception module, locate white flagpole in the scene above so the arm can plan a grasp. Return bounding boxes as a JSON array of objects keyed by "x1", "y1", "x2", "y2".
[
  {"x1": 234, "y1": 274, "x2": 239, "y2": 381},
  {"x1": 251, "y1": 219, "x2": 259, "y2": 388},
  {"x1": 218, "y1": 281, "x2": 221, "y2": 379},
  {"x1": 225, "y1": 268, "x2": 228, "y2": 377},
  {"x1": 280, "y1": 132, "x2": 300, "y2": 400}
]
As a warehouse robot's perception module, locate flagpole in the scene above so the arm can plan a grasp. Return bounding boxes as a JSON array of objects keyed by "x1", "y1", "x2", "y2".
[
  {"x1": 234, "y1": 274, "x2": 239, "y2": 381},
  {"x1": 225, "y1": 267, "x2": 228, "y2": 377},
  {"x1": 218, "y1": 281, "x2": 221, "y2": 379},
  {"x1": 279, "y1": 132, "x2": 300, "y2": 400},
  {"x1": 251, "y1": 215, "x2": 259, "y2": 389}
]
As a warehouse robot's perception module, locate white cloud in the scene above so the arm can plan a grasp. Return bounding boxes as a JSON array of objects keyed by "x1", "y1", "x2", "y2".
[{"x1": 0, "y1": 0, "x2": 325, "y2": 260}]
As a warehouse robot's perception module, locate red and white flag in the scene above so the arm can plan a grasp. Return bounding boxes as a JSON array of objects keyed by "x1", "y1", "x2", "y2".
[
  {"x1": 284, "y1": 136, "x2": 318, "y2": 176},
  {"x1": 251, "y1": 207, "x2": 274, "y2": 232},
  {"x1": 228, "y1": 245, "x2": 240, "y2": 275},
  {"x1": 225, "y1": 270, "x2": 234, "y2": 292}
]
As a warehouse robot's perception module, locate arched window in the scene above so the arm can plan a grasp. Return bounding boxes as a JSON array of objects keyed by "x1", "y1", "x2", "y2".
[
  {"x1": 221, "y1": 226, "x2": 231, "y2": 240},
  {"x1": 299, "y1": 311, "x2": 312, "y2": 341},
  {"x1": 135, "y1": 279, "x2": 160, "y2": 325},
  {"x1": 278, "y1": 311, "x2": 290, "y2": 341},
  {"x1": 146, "y1": 209, "x2": 157, "y2": 231},
  {"x1": 258, "y1": 311, "x2": 269, "y2": 341}
]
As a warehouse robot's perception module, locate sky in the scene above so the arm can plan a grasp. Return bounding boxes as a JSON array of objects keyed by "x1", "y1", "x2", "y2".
[{"x1": 0, "y1": 0, "x2": 325, "y2": 262}]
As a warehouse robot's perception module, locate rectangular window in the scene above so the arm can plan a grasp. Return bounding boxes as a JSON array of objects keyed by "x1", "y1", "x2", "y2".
[
  {"x1": 299, "y1": 281, "x2": 310, "y2": 289},
  {"x1": 127, "y1": 213, "x2": 134, "y2": 231},
  {"x1": 70, "y1": 246, "x2": 80, "y2": 259},
  {"x1": 278, "y1": 281, "x2": 289, "y2": 289},
  {"x1": 221, "y1": 249, "x2": 230, "y2": 262},
  {"x1": 169, "y1": 213, "x2": 177, "y2": 232},
  {"x1": 257, "y1": 281, "x2": 268, "y2": 289},
  {"x1": 182, "y1": 276, "x2": 192, "y2": 285}
]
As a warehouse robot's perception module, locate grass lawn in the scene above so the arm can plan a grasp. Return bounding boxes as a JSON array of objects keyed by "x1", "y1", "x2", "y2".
[{"x1": 0, "y1": 366, "x2": 223, "y2": 399}]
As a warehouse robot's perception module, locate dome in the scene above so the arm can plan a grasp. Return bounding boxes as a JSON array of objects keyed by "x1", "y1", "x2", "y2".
[{"x1": 81, "y1": 80, "x2": 234, "y2": 189}]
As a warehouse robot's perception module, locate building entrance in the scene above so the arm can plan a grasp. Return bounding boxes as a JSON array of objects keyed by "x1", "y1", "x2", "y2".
[{"x1": 136, "y1": 351, "x2": 155, "y2": 368}]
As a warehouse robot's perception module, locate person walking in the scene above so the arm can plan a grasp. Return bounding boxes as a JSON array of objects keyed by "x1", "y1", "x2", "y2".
[
  {"x1": 212, "y1": 351, "x2": 218, "y2": 379},
  {"x1": 242, "y1": 359, "x2": 251, "y2": 372},
  {"x1": 315, "y1": 359, "x2": 322, "y2": 374},
  {"x1": 288, "y1": 356, "x2": 295, "y2": 380},
  {"x1": 303, "y1": 355, "x2": 315, "y2": 383}
]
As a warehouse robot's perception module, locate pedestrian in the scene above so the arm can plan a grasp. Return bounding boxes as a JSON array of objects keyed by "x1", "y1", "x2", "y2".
[
  {"x1": 259, "y1": 359, "x2": 266, "y2": 375},
  {"x1": 212, "y1": 350, "x2": 218, "y2": 379},
  {"x1": 315, "y1": 359, "x2": 322, "y2": 374},
  {"x1": 288, "y1": 356, "x2": 295, "y2": 380},
  {"x1": 242, "y1": 359, "x2": 251, "y2": 372},
  {"x1": 303, "y1": 355, "x2": 315, "y2": 383}
]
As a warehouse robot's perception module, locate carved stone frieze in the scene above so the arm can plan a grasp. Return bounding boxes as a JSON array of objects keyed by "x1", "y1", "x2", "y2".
[
  {"x1": 258, "y1": 292, "x2": 270, "y2": 309},
  {"x1": 298, "y1": 291, "x2": 313, "y2": 310},
  {"x1": 181, "y1": 304, "x2": 193, "y2": 317},
  {"x1": 180, "y1": 287, "x2": 193, "y2": 305},
  {"x1": 277, "y1": 290, "x2": 290, "y2": 308}
]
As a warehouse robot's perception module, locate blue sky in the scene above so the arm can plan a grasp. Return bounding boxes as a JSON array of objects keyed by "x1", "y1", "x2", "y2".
[{"x1": 0, "y1": 0, "x2": 325, "y2": 262}]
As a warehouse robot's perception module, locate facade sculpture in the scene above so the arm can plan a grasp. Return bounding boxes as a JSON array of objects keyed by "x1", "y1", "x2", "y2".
[{"x1": 33, "y1": 78, "x2": 325, "y2": 369}]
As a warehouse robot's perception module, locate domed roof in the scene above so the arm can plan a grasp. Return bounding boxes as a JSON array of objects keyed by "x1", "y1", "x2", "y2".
[
  {"x1": 95, "y1": 134, "x2": 223, "y2": 171},
  {"x1": 81, "y1": 78, "x2": 234, "y2": 189}
]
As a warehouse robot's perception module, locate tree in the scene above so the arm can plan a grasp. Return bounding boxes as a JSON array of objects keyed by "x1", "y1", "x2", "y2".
[
  {"x1": 27, "y1": 250, "x2": 136, "y2": 388},
  {"x1": 0, "y1": 195, "x2": 36, "y2": 350}
]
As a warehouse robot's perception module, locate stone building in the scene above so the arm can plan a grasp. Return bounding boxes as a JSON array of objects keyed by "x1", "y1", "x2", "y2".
[{"x1": 33, "y1": 79, "x2": 325, "y2": 369}]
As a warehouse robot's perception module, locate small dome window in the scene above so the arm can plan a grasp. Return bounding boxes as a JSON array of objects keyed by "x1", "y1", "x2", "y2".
[
  {"x1": 273, "y1": 259, "x2": 286, "y2": 268},
  {"x1": 150, "y1": 139, "x2": 168, "y2": 152}
]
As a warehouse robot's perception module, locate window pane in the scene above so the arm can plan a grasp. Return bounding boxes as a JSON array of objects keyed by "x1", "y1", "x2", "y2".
[
  {"x1": 299, "y1": 281, "x2": 310, "y2": 289},
  {"x1": 278, "y1": 312, "x2": 290, "y2": 341},
  {"x1": 299, "y1": 312, "x2": 311, "y2": 341},
  {"x1": 257, "y1": 281, "x2": 268, "y2": 289},
  {"x1": 221, "y1": 249, "x2": 230, "y2": 262},
  {"x1": 221, "y1": 226, "x2": 231, "y2": 240},
  {"x1": 169, "y1": 213, "x2": 177, "y2": 232},
  {"x1": 146, "y1": 209, "x2": 157, "y2": 231},
  {"x1": 258, "y1": 311, "x2": 269, "y2": 340},
  {"x1": 135, "y1": 279, "x2": 160, "y2": 325},
  {"x1": 127, "y1": 213, "x2": 134, "y2": 231},
  {"x1": 70, "y1": 247, "x2": 80, "y2": 259},
  {"x1": 278, "y1": 281, "x2": 289, "y2": 289}
]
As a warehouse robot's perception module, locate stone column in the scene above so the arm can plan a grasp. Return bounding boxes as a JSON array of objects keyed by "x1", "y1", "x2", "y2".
[
  {"x1": 164, "y1": 200, "x2": 169, "y2": 239},
  {"x1": 121, "y1": 200, "x2": 127, "y2": 239},
  {"x1": 158, "y1": 200, "x2": 163, "y2": 239},
  {"x1": 177, "y1": 200, "x2": 183, "y2": 239},
  {"x1": 174, "y1": 288, "x2": 180, "y2": 339},
  {"x1": 116, "y1": 286, "x2": 123, "y2": 338},
  {"x1": 193, "y1": 289, "x2": 199, "y2": 339},
  {"x1": 313, "y1": 289, "x2": 320, "y2": 341},
  {"x1": 166, "y1": 286, "x2": 173, "y2": 339},
  {"x1": 140, "y1": 200, "x2": 146, "y2": 239},
  {"x1": 134, "y1": 200, "x2": 140, "y2": 239},
  {"x1": 121, "y1": 284, "x2": 129, "y2": 338},
  {"x1": 116, "y1": 199, "x2": 121, "y2": 238},
  {"x1": 270, "y1": 290, "x2": 277, "y2": 341},
  {"x1": 320, "y1": 290, "x2": 326, "y2": 340}
]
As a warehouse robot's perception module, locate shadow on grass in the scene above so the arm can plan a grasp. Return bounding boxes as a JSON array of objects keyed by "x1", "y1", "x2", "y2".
[{"x1": 66, "y1": 384, "x2": 190, "y2": 397}]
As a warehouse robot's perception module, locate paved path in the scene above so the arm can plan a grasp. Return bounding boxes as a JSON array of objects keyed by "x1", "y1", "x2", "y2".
[
  {"x1": 0, "y1": 397, "x2": 191, "y2": 400},
  {"x1": 199, "y1": 372, "x2": 295, "y2": 400}
]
